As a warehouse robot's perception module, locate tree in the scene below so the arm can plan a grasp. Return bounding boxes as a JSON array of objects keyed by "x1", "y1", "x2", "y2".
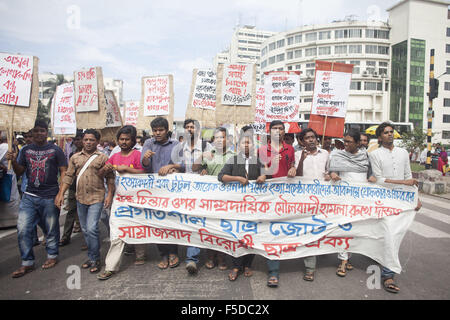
[{"x1": 399, "y1": 128, "x2": 433, "y2": 152}]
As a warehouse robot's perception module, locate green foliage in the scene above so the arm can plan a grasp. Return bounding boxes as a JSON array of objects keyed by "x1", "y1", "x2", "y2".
[
  {"x1": 400, "y1": 128, "x2": 433, "y2": 152},
  {"x1": 36, "y1": 74, "x2": 68, "y2": 125}
]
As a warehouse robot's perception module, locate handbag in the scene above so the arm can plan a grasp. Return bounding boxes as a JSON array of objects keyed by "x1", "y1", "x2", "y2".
[{"x1": 0, "y1": 172, "x2": 13, "y2": 202}]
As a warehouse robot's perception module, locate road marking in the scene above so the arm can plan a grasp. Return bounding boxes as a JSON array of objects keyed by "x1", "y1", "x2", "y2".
[
  {"x1": 420, "y1": 196, "x2": 450, "y2": 209},
  {"x1": 408, "y1": 221, "x2": 450, "y2": 238},
  {"x1": 419, "y1": 208, "x2": 450, "y2": 224}
]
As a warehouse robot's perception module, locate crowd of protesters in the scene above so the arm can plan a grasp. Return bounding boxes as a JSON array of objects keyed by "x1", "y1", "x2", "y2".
[{"x1": 1, "y1": 117, "x2": 436, "y2": 294}]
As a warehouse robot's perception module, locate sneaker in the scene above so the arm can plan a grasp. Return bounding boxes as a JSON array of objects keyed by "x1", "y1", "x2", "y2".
[{"x1": 186, "y1": 261, "x2": 198, "y2": 275}]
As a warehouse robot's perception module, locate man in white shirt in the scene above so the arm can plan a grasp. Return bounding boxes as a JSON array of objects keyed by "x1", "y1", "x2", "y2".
[{"x1": 368, "y1": 122, "x2": 421, "y2": 294}]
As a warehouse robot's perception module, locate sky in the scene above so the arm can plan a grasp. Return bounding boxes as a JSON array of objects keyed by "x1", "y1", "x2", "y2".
[{"x1": 0, "y1": 0, "x2": 399, "y2": 118}]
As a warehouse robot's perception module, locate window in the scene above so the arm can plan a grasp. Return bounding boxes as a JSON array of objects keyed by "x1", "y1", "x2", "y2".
[
  {"x1": 349, "y1": 45, "x2": 362, "y2": 53},
  {"x1": 238, "y1": 40, "x2": 247, "y2": 43},
  {"x1": 364, "y1": 82, "x2": 377, "y2": 90},
  {"x1": 350, "y1": 81, "x2": 361, "y2": 90},
  {"x1": 276, "y1": 53, "x2": 285, "y2": 62},
  {"x1": 366, "y1": 45, "x2": 378, "y2": 54},
  {"x1": 304, "y1": 98, "x2": 313, "y2": 102},
  {"x1": 446, "y1": 28, "x2": 450, "y2": 37},
  {"x1": 287, "y1": 66, "x2": 293, "y2": 70},
  {"x1": 261, "y1": 47, "x2": 267, "y2": 57},
  {"x1": 269, "y1": 56, "x2": 276, "y2": 65},
  {"x1": 366, "y1": 29, "x2": 389, "y2": 39},
  {"x1": 319, "y1": 31, "x2": 331, "y2": 40},
  {"x1": 366, "y1": 61, "x2": 376, "y2": 67},
  {"x1": 269, "y1": 42, "x2": 276, "y2": 51},
  {"x1": 446, "y1": 44, "x2": 450, "y2": 53},
  {"x1": 352, "y1": 67, "x2": 360, "y2": 74},
  {"x1": 350, "y1": 60, "x2": 360, "y2": 65},
  {"x1": 305, "y1": 32, "x2": 317, "y2": 41},
  {"x1": 305, "y1": 47, "x2": 317, "y2": 56},
  {"x1": 304, "y1": 82, "x2": 314, "y2": 91},
  {"x1": 277, "y1": 39, "x2": 285, "y2": 48},
  {"x1": 379, "y1": 61, "x2": 388, "y2": 67},
  {"x1": 335, "y1": 29, "x2": 362, "y2": 39},
  {"x1": 295, "y1": 49, "x2": 302, "y2": 58},
  {"x1": 378, "y1": 46, "x2": 389, "y2": 55},
  {"x1": 287, "y1": 36, "x2": 294, "y2": 45},
  {"x1": 287, "y1": 51, "x2": 294, "y2": 60},
  {"x1": 443, "y1": 114, "x2": 450, "y2": 123},
  {"x1": 306, "y1": 63, "x2": 315, "y2": 68},
  {"x1": 306, "y1": 69, "x2": 315, "y2": 77},
  {"x1": 444, "y1": 98, "x2": 450, "y2": 106},
  {"x1": 445, "y1": 82, "x2": 450, "y2": 90},
  {"x1": 318, "y1": 46, "x2": 331, "y2": 55},
  {"x1": 295, "y1": 34, "x2": 302, "y2": 43},
  {"x1": 238, "y1": 47, "x2": 247, "y2": 51},
  {"x1": 443, "y1": 131, "x2": 450, "y2": 139},
  {"x1": 248, "y1": 40, "x2": 262, "y2": 45},
  {"x1": 379, "y1": 68, "x2": 388, "y2": 75},
  {"x1": 295, "y1": 64, "x2": 301, "y2": 70},
  {"x1": 335, "y1": 45, "x2": 347, "y2": 54},
  {"x1": 304, "y1": 114, "x2": 311, "y2": 120},
  {"x1": 447, "y1": 61, "x2": 450, "y2": 74},
  {"x1": 261, "y1": 60, "x2": 267, "y2": 69}
]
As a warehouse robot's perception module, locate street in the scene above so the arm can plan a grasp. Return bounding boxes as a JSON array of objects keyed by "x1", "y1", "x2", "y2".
[{"x1": 0, "y1": 193, "x2": 449, "y2": 300}]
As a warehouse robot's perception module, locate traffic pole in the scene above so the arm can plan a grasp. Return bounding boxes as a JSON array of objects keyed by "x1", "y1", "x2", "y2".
[{"x1": 425, "y1": 49, "x2": 434, "y2": 169}]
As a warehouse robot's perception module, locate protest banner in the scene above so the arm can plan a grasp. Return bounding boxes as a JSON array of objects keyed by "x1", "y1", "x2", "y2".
[
  {"x1": 104, "y1": 90, "x2": 122, "y2": 128},
  {"x1": 215, "y1": 63, "x2": 256, "y2": 127},
  {"x1": 185, "y1": 69, "x2": 216, "y2": 128},
  {"x1": 123, "y1": 100, "x2": 140, "y2": 126},
  {"x1": 308, "y1": 61, "x2": 353, "y2": 139},
  {"x1": 264, "y1": 71, "x2": 301, "y2": 123},
  {"x1": 110, "y1": 173, "x2": 418, "y2": 273},
  {"x1": 251, "y1": 85, "x2": 266, "y2": 134},
  {"x1": 0, "y1": 54, "x2": 39, "y2": 133},
  {"x1": 137, "y1": 75, "x2": 174, "y2": 131},
  {"x1": 52, "y1": 83, "x2": 76, "y2": 135},
  {"x1": 74, "y1": 67, "x2": 107, "y2": 130}
]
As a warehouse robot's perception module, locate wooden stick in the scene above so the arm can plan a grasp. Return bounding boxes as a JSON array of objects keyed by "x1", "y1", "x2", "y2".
[{"x1": 321, "y1": 114, "x2": 328, "y2": 147}]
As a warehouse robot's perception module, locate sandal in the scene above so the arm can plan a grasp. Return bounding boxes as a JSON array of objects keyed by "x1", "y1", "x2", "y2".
[
  {"x1": 81, "y1": 260, "x2": 92, "y2": 269},
  {"x1": 134, "y1": 257, "x2": 146, "y2": 266},
  {"x1": 267, "y1": 275, "x2": 279, "y2": 288},
  {"x1": 383, "y1": 278, "x2": 400, "y2": 294},
  {"x1": 244, "y1": 267, "x2": 253, "y2": 277},
  {"x1": 205, "y1": 259, "x2": 215, "y2": 269},
  {"x1": 12, "y1": 265, "x2": 34, "y2": 278},
  {"x1": 217, "y1": 254, "x2": 227, "y2": 270},
  {"x1": 346, "y1": 261, "x2": 354, "y2": 271},
  {"x1": 336, "y1": 261, "x2": 347, "y2": 277},
  {"x1": 158, "y1": 256, "x2": 169, "y2": 269},
  {"x1": 42, "y1": 258, "x2": 57, "y2": 270},
  {"x1": 89, "y1": 261, "x2": 101, "y2": 274},
  {"x1": 97, "y1": 270, "x2": 114, "y2": 280},
  {"x1": 168, "y1": 254, "x2": 179, "y2": 268},
  {"x1": 303, "y1": 271, "x2": 315, "y2": 282},
  {"x1": 228, "y1": 268, "x2": 240, "y2": 281}
]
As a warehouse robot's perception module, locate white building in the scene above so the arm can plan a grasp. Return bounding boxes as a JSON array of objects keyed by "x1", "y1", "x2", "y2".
[
  {"x1": 215, "y1": 25, "x2": 276, "y2": 83},
  {"x1": 388, "y1": 0, "x2": 450, "y2": 144},
  {"x1": 104, "y1": 78, "x2": 124, "y2": 109},
  {"x1": 260, "y1": 19, "x2": 391, "y2": 123},
  {"x1": 38, "y1": 72, "x2": 73, "y2": 107}
]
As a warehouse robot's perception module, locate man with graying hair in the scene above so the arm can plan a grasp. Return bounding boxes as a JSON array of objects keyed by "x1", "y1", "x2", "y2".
[{"x1": 368, "y1": 121, "x2": 422, "y2": 294}]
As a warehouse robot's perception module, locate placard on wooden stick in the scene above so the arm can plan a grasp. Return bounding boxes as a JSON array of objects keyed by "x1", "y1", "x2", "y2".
[
  {"x1": 74, "y1": 66, "x2": 107, "y2": 129},
  {"x1": 215, "y1": 63, "x2": 256, "y2": 128},
  {"x1": 136, "y1": 75, "x2": 174, "y2": 132},
  {"x1": 185, "y1": 69, "x2": 216, "y2": 128},
  {"x1": 0, "y1": 55, "x2": 39, "y2": 132}
]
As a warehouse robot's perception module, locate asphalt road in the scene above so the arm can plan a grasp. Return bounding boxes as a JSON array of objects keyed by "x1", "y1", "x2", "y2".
[{"x1": 0, "y1": 193, "x2": 449, "y2": 301}]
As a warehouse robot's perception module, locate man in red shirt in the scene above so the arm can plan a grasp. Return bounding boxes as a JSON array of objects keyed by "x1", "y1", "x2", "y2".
[{"x1": 258, "y1": 120, "x2": 296, "y2": 288}]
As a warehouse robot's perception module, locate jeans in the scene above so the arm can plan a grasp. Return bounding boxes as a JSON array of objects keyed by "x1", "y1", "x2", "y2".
[
  {"x1": 17, "y1": 194, "x2": 60, "y2": 266},
  {"x1": 267, "y1": 259, "x2": 280, "y2": 277},
  {"x1": 381, "y1": 266, "x2": 395, "y2": 279},
  {"x1": 77, "y1": 202, "x2": 103, "y2": 262},
  {"x1": 186, "y1": 246, "x2": 201, "y2": 264}
]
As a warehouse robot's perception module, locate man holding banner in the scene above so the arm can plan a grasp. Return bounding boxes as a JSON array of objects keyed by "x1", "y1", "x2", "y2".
[{"x1": 369, "y1": 122, "x2": 421, "y2": 293}]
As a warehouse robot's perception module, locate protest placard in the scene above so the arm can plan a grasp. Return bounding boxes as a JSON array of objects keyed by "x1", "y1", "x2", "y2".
[
  {"x1": 0, "y1": 55, "x2": 39, "y2": 132},
  {"x1": 185, "y1": 69, "x2": 217, "y2": 128},
  {"x1": 111, "y1": 173, "x2": 418, "y2": 273},
  {"x1": 251, "y1": 85, "x2": 266, "y2": 134},
  {"x1": 308, "y1": 61, "x2": 353, "y2": 138},
  {"x1": 264, "y1": 71, "x2": 301, "y2": 122},
  {"x1": 74, "y1": 67, "x2": 107, "y2": 130},
  {"x1": 215, "y1": 63, "x2": 256, "y2": 127},
  {"x1": 124, "y1": 100, "x2": 140, "y2": 126},
  {"x1": 137, "y1": 75, "x2": 174, "y2": 131},
  {"x1": 105, "y1": 90, "x2": 122, "y2": 128},
  {"x1": 52, "y1": 83, "x2": 76, "y2": 135}
]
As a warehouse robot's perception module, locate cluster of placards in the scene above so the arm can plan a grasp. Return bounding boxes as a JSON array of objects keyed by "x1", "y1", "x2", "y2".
[
  {"x1": 192, "y1": 69, "x2": 216, "y2": 110},
  {"x1": 124, "y1": 101, "x2": 139, "y2": 126},
  {"x1": 264, "y1": 71, "x2": 301, "y2": 122},
  {"x1": 221, "y1": 63, "x2": 253, "y2": 106},
  {"x1": 52, "y1": 83, "x2": 76, "y2": 135},
  {"x1": 0, "y1": 53, "x2": 33, "y2": 107},
  {"x1": 105, "y1": 90, "x2": 122, "y2": 128},
  {"x1": 74, "y1": 67, "x2": 98, "y2": 112},
  {"x1": 143, "y1": 76, "x2": 170, "y2": 116},
  {"x1": 311, "y1": 68, "x2": 352, "y2": 118}
]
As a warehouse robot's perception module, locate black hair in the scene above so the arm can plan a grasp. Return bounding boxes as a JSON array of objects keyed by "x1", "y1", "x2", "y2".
[
  {"x1": 34, "y1": 119, "x2": 48, "y2": 131},
  {"x1": 116, "y1": 125, "x2": 137, "y2": 145},
  {"x1": 344, "y1": 128, "x2": 361, "y2": 143},
  {"x1": 298, "y1": 128, "x2": 318, "y2": 141},
  {"x1": 184, "y1": 119, "x2": 200, "y2": 129},
  {"x1": 360, "y1": 132, "x2": 369, "y2": 140},
  {"x1": 150, "y1": 117, "x2": 169, "y2": 130},
  {"x1": 375, "y1": 122, "x2": 394, "y2": 138},
  {"x1": 269, "y1": 120, "x2": 284, "y2": 130},
  {"x1": 82, "y1": 129, "x2": 101, "y2": 141},
  {"x1": 213, "y1": 127, "x2": 228, "y2": 139}
]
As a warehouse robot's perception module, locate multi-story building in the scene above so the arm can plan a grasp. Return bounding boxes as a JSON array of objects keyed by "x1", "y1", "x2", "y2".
[
  {"x1": 38, "y1": 72, "x2": 73, "y2": 107},
  {"x1": 215, "y1": 25, "x2": 276, "y2": 83},
  {"x1": 388, "y1": 0, "x2": 450, "y2": 144},
  {"x1": 260, "y1": 19, "x2": 391, "y2": 123}
]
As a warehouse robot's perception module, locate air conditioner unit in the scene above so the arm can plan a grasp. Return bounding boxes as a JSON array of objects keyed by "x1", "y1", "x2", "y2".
[
  {"x1": 362, "y1": 71, "x2": 369, "y2": 77},
  {"x1": 380, "y1": 73, "x2": 387, "y2": 78},
  {"x1": 373, "y1": 71, "x2": 379, "y2": 77}
]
